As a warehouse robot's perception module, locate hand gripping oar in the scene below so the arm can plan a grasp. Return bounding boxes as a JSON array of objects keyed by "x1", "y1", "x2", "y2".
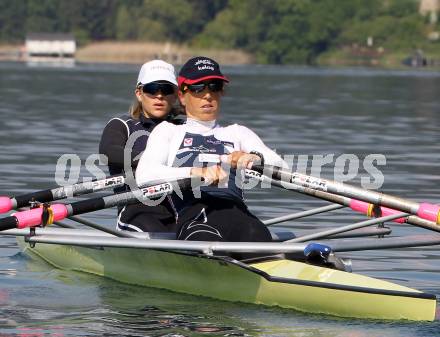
[
  {"x1": 247, "y1": 165, "x2": 440, "y2": 228},
  {"x1": 0, "y1": 179, "x2": 193, "y2": 232},
  {"x1": 0, "y1": 175, "x2": 126, "y2": 214}
]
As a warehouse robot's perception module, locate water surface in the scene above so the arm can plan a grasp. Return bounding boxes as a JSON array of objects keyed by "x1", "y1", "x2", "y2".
[{"x1": 0, "y1": 61, "x2": 440, "y2": 336}]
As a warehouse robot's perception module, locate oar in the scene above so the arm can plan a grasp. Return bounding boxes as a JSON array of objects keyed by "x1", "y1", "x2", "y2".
[
  {"x1": 246, "y1": 166, "x2": 440, "y2": 231},
  {"x1": 0, "y1": 179, "x2": 193, "y2": 232},
  {"x1": 251, "y1": 164, "x2": 440, "y2": 224},
  {"x1": 0, "y1": 175, "x2": 126, "y2": 214},
  {"x1": 262, "y1": 204, "x2": 345, "y2": 226},
  {"x1": 248, "y1": 169, "x2": 440, "y2": 232},
  {"x1": 9, "y1": 181, "x2": 137, "y2": 236},
  {"x1": 325, "y1": 234, "x2": 440, "y2": 252},
  {"x1": 286, "y1": 212, "x2": 408, "y2": 243},
  {"x1": 67, "y1": 215, "x2": 137, "y2": 238}
]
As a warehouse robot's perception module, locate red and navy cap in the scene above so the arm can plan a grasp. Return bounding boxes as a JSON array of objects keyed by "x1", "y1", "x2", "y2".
[{"x1": 178, "y1": 56, "x2": 229, "y2": 88}]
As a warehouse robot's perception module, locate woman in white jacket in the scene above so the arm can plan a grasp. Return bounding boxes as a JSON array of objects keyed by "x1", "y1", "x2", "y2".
[{"x1": 137, "y1": 56, "x2": 286, "y2": 242}]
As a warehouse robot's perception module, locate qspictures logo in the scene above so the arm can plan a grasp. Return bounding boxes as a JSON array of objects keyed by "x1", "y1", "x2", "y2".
[{"x1": 53, "y1": 129, "x2": 387, "y2": 205}]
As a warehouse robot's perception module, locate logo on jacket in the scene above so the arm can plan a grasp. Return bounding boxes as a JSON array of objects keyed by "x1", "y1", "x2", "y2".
[
  {"x1": 193, "y1": 145, "x2": 216, "y2": 153},
  {"x1": 183, "y1": 138, "x2": 193, "y2": 147}
]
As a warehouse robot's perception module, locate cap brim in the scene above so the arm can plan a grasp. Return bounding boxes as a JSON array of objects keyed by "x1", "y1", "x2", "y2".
[
  {"x1": 180, "y1": 75, "x2": 229, "y2": 86},
  {"x1": 138, "y1": 74, "x2": 178, "y2": 86}
]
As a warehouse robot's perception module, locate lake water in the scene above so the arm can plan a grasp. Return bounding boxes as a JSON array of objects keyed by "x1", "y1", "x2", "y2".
[{"x1": 0, "y1": 61, "x2": 440, "y2": 336}]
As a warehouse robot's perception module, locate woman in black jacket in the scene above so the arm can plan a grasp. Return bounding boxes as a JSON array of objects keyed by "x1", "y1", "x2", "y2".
[{"x1": 99, "y1": 60, "x2": 184, "y2": 232}]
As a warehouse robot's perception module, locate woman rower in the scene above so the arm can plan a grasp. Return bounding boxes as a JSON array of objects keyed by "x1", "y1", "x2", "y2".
[
  {"x1": 136, "y1": 56, "x2": 287, "y2": 242},
  {"x1": 99, "y1": 60, "x2": 184, "y2": 232}
]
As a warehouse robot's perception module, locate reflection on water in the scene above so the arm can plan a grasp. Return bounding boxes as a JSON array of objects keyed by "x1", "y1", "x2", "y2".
[
  {"x1": 0, "y1": 62, "x2": 439, "y2": 336},
  {"x1": 1, "y1": 255, "x2": 254, "y2": 337}
]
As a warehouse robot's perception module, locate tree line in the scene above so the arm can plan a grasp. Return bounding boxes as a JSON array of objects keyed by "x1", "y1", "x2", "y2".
[{"x1": 0, "y1": 0, "x2": 436, "y2": 64}]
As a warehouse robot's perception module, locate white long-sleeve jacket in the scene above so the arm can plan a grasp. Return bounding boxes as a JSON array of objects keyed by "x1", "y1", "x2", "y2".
[{"x1": 136, "y1": 118, "x2": 286, "y2": 209}]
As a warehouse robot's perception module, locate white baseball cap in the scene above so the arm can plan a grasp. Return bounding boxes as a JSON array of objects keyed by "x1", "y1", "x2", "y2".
[{"x1": 137, "y1": 60, "x2": 178, "y2": 86}]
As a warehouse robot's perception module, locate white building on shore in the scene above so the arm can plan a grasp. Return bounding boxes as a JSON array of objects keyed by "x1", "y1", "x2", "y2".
[
  {"x1": 419, "y1": 0, "x2": 440, "y2": 23},
  {"x1": 25, "y1": 33, "x2": 76, "y2": 66}
]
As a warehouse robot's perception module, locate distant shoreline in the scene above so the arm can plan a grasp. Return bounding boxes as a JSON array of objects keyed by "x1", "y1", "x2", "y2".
[
  {"x1": 1, "y1": 41, "x2": 439, "y2": 69},
  {"x1": 318, "y1": 45, "x2": 440, "y2": 69},
  {"x1": 0, "y1": 41, "x2": 254, "y2": 65}
]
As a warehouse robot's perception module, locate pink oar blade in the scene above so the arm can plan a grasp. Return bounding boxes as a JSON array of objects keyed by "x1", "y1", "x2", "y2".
[
  {"x1": 349, "y1": 199, "x2": 407, "y2": 223},
  {"x1": 13, "y1": 204, "x2": 69, "y2": 229},
  {"x1": 417, "y1": 203, "x2": 440, "y2": 224}
]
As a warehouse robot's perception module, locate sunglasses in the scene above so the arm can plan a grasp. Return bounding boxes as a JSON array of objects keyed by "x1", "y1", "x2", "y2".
[
  {"x1": 141, "y1": 82, "x2": 175, "y2": 96},
  {"x1": 184, "y1": 81, "x2": 224, "y2": 94}
]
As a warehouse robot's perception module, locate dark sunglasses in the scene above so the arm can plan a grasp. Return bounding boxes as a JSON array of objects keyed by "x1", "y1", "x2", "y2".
[
  {"x1": 184, "y1": 81, "x2": 224, "y2": 94},
  {"x1": 141, "y1": 82, "x2": 175, "y2": 96}
]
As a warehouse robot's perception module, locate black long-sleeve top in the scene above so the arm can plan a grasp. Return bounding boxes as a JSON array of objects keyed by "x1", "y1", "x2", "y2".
[{"x1": 99, "y1": 112, "x2": 186, "y2": 181}]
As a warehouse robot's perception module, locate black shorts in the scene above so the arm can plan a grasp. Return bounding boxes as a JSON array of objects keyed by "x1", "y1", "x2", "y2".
[
  {"x1": 176, "y1": 195, "x2": 272, "y2": 242},
  {"x1": 117, "y1": 201, "x2": 177, "y2": 232}
]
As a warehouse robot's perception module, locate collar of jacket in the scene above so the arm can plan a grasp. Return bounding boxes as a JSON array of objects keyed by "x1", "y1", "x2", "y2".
[{"x1": 139, "y1": 113, "x2": 164, "y2": 129}]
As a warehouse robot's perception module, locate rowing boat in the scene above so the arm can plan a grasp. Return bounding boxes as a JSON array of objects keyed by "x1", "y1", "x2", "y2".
[
  {"x1": 13, "y1": 228, "x2": 436, "y2": 321},
  {"x1": 1, "y1": 172, "x2": 438, "y2": 322}
]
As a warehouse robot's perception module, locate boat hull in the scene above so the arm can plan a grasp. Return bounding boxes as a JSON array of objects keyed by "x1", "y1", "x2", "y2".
[{"x1": 18, "y1": 238, "x2": 436, "y2": 321}]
